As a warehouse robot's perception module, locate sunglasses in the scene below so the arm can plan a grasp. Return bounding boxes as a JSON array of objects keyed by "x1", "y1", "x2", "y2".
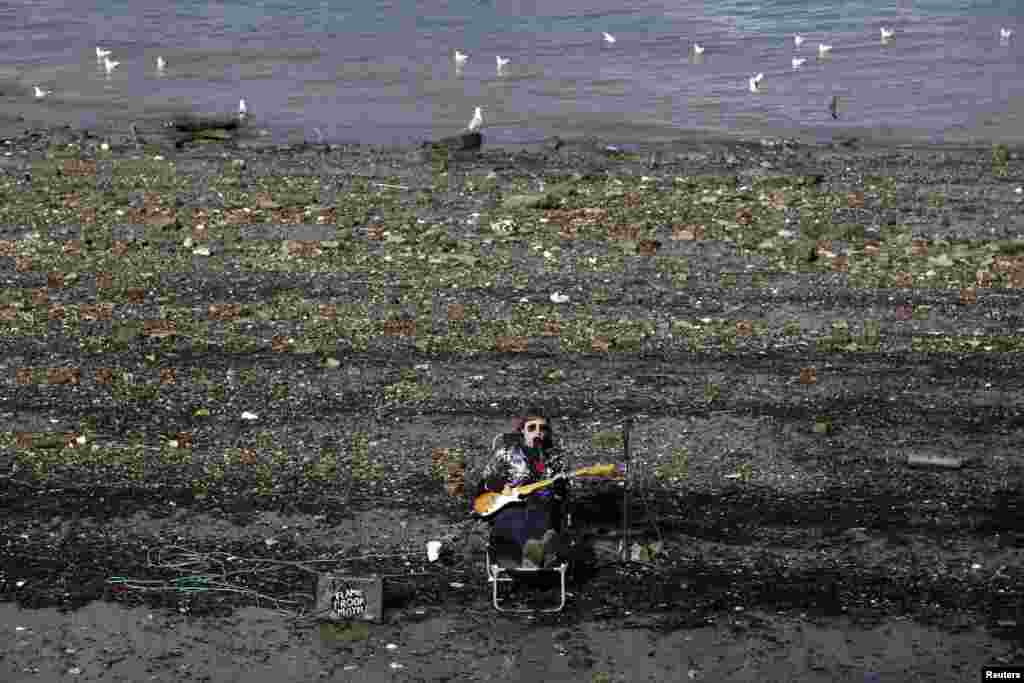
[{"x1": 524, "y1": 422, "x2": 550, "y2": 433}]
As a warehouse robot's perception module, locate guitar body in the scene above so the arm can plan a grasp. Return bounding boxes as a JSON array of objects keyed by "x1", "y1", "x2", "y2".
[
  {"x1": 472, "y1": 490, "x2": 522, "y2": 517},
  {"x1": 473, "y1": 463, "x2": 620, "y2": 517}
]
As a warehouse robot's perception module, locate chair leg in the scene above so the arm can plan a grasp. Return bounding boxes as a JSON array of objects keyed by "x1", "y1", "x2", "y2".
[{"x1": 489, "y1": 564, "x2": 568, "y2": 614}]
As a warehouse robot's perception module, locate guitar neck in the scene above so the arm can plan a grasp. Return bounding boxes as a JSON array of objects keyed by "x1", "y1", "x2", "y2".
[
  {"x1": 515, "y1": 477, "x2": 558, "y2": 497},
  {"x1": 512, "y1": 464, "x2": 618, "y2": 497}
]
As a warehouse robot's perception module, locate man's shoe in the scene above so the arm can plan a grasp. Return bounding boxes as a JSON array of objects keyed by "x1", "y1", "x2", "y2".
[
  {"x1": 522, "y1": 539, "x2": 545, "y2": 568},
  {"x1": 540, "y1": 529, "x2": 562, "y2": 567}
]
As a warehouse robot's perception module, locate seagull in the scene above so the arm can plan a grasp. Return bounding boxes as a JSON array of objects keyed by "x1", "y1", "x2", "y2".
[
  {"x1": 103, "y1": 56, "x2": 119, "y2": 73},
  {"x1": 880, "y1": 27, "x2": 894, "y2": 42},
  {"x1": 1000, "y1": 27, "x2": 1014, "y2": 41},
  {"x1": 692, "y1": 43, "x2": 705, "y2": 55},
  {"x1": 549, "y1": 292, "x2": 570, "y2": 304},
  {"x1": 239, "y1": 98, "x2": 248, "y2": 120},
  {"x1": 792, "y1": 57, "x2": 806, "y2": 69},
  {"x1": 156, "y1": 56, "x2": 166, "y2": 71},
  {"x1": 95, "y1": 46, "x2": 111, "y2": 60},
  {"x1": 794, "y1": 34, "x2": 804, "y2": 48},
  {"x1": 33, "y1": 86, "x2": 51, "y2": 99},
  {"x1": 749, "y1": 72, "x2": 764, "y2": 93},
  {"x1": 454, "y1": 50, "x2": 468, "y2": 66},
  {"x1": 818, "y1": 43, "x2": 832, "y2": 56},
  {"x1": 496, "y1": 55, "x2": 510, "y2": 71},
  {"x1": 466, "y1": 106, "x2": 483, "y2": 133},
  {"x1": 603, "y1": 32, "x2": 616, "y2": 44}
]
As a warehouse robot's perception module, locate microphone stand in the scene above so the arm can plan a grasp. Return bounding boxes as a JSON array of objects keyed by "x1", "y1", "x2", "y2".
[{"x1": 621, "y1": 417, "x2": 632, "y2": 562}]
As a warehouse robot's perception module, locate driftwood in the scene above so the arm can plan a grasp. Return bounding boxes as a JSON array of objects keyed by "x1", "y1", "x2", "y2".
[
  {"x1": 906, "y1": 454, "x2": 964, "y2": 469},
  {"x1": 167, "y1": 113, "x2": 248, "y2": 149},
  {"x1": 167, "y1": 114, "x2": 243, "y2": 133},
  {"x1": 439, "y1": 131, "x2": 482, "y2": 151},
  {"x1": 423, "y1": 131, "x2": 482, "y2": 154},
  {"x1": 420, "y1": 132, "x2": 483, "y2": 163}
]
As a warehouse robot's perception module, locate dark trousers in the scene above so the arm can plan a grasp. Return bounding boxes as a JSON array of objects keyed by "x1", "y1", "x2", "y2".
[{"x1": 490, "y1": 494, "x2": 562, "y2": 561}]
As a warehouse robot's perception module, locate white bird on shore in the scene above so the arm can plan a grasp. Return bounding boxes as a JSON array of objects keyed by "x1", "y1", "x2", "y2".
[
  {"x1": 692, "y1": 43, "x2": 705, "y2": 55},
  {"x1": 466, "y1": 106, "x2": 483, "y2": 133},
  {"x1": 156, "y1": 56, "x2": 166, "y2": 71},
  {"x1": 95, "y1": 46, "x2": 111, "y2": 60},
  {"x1": 496, "y1": 55, "x2": 510, "y2": 71},
  {"x1": 33, "y1": 85, "x2": 51, "y2": 99},
  {"x1": 603, "y1": 32, "x2": 616, "y2": 44},
  {"x1": 454, "y1": 50, "x2": 468, "y2": 66},
  {"x1": 103, "y1": 56, "x2": 119, "y2": 73},
  {"x1": 818, "y1": 43, "x2": 832, "y2": 57},
  {"x1": 880, "y1": 27, "x2": 894, "y2": 42},
  {"x1": 749, "y1": 72, "x2": 764, "y2": 93},
  {"x1": 238, "y1": 98, "x2": 248, "y2": 120},
  {"x1": 1000, "y1": 27, "x2": 1014, "y2": 41},
  {"x1": 794, "y1": 34, "x2": 804, "y2": 48},
  {"x1": 792, "y1": 56, "x2": 806, "y2": 69}
]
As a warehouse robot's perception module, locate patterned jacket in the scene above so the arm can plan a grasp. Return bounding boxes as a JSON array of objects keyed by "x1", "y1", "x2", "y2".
[{"x1": 479, "y1": 434, "x2": 566, "y2": 497}]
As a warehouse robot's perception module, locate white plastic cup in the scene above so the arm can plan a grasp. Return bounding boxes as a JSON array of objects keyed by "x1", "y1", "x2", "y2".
[{"x1": 426, "y1": 540, "x2": 442, "y2": 562}]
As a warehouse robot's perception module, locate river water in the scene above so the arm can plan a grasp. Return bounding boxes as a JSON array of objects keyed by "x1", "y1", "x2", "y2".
[{"x1": 1, "y1": 0, "x2": 1022, "y2": 146}]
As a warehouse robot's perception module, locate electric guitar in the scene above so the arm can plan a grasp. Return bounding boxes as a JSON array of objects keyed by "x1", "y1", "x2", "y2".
[{"x1": 472, "y1": 463, "x2": 622, "y2": 517}]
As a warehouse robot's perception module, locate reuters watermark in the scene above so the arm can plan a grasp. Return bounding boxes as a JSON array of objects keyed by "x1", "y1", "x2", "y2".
[{"x1": 984, "y1": 666, "x2": 1024, "y2": 681}]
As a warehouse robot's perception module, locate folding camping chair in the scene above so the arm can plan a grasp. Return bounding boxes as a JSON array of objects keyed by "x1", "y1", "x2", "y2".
[
  {"x1": 485, "y1": 550, "x2": 569, "y2": 614},
  {"x1": 481, "y1": 433, "x2": 574, "y2": 614}
]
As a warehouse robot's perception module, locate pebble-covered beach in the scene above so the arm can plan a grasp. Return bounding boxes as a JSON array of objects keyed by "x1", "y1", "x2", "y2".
[{"x1": 1, "y1": 123, "x2": 1023, "y2": 681}]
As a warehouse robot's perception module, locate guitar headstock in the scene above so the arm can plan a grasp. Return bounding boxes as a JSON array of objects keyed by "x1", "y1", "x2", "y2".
[{"x1": 576, "y1": 463, "x2": 625, "y2": 478}]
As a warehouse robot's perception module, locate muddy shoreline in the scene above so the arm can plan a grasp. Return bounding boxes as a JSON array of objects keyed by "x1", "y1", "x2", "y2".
[{"x1": 1, "y1": 123, "x2": 1023, "y2": 680}]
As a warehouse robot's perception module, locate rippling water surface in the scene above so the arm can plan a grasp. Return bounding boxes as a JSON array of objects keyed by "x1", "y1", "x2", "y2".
[{"x1": 1, "y1": 0, "x2": 1022, "y2": 145}]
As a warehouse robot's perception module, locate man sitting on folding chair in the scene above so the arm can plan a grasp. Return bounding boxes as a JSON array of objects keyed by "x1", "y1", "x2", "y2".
[{"x1": 478, "y1": 413, "x2": 567, "y2": 569}]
